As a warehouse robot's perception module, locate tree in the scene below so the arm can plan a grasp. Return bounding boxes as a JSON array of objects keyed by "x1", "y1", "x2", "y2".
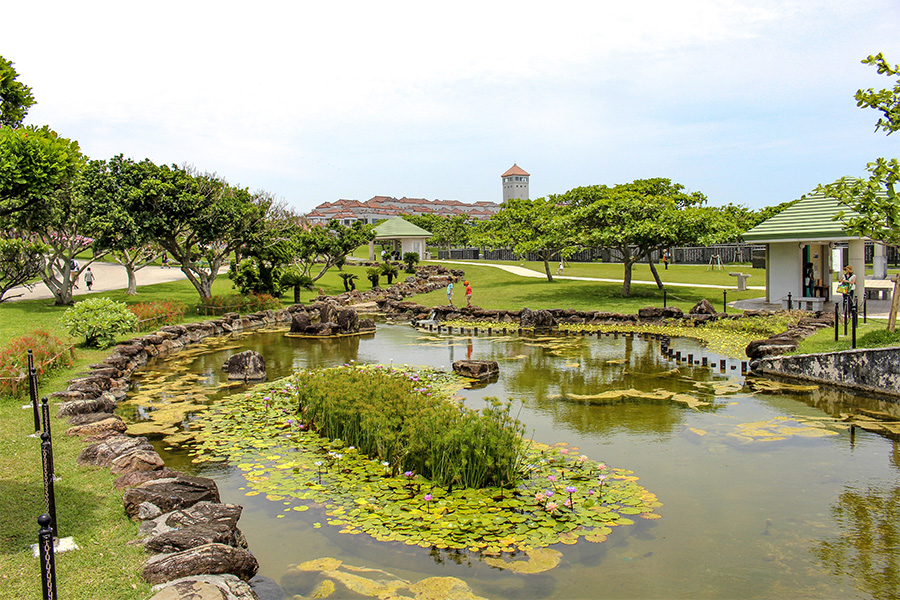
[
  {"x1": 128, "y1": 163, "x2": 273, "y2": 300},
  {"x1": 0, "y1": 237, "x2": 45, "y2": 302},
  {"x1": 474, "y1": 197, "x2": 576, "y2": 282},
  {"x1": 562, "y1": 178, "x2": 732, "y2": 296},
  {"x1": 817, "y1": 53, "x2": 900, "y2": 330},
  {"x1": 0, "y1": 56, "x2": 36, "y2": 128},
  {"x1": 0, "y1": 125, "x2": 84, "y2": 220},
  {"x1": 289, "y1": 220, "x2": 375, "y2": 283},
  {"x1": 79, "y1": 156, "x2": 162, "y2": 295}
]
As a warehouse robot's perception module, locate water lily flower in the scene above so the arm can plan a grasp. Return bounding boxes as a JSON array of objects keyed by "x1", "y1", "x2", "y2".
[
  {"x1": 565, "y1": 486, "x2": 577, "y2": 494},
  {"x1": 404, "y1": 471, "x2": 414, "y2": 478},
  {"x1": 547, "y1": 475, "x2": 557, "y2": 483},
  {"x1": 546, "y1": 502, "x2": 558, "y2": 513},
  {"x1": 424, "y1": 493, "x2": 433, "y2": 502},
  {"x1": 545, "y1": 490, "x2": 554, "y2": 498}
]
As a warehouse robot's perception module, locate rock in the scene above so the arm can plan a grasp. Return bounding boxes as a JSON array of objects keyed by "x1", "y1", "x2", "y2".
[
  {"x1": 149, "y1": 573, "x2": 261, "y2": 600},
  {"x1": 115, "y1": 468, "x2": 183, "y2": 490},
  {"x1": 110, "y1": 449, "x2": 166, "y2": 475},
  {"x1": 139, "y1": 502, "x2": 164, "y2": 520},
  {"x1": 452, "y1": 360, "x2": 500, "y2": 380},
  {"x1": 249, "y1": 576, "x2": 285, "y2": 600},
  {"x1": 289, "y1": 312, "x2": 311, "y2": 333},
  {"x1": 57, "y1": 393, "x2": 118, "y2": 417},
  {"x1": 358, "y1": 318, "x2": 375, "y2": 332},
  {"x1": 142, "y1": 543, "x2": 259, "y2": 584},
  {"x1": 67, "y1": 412, "x2": 117, "y2": 426},
  {"x1": 78, "y1": 435, "x2": 155, "y2": 467},
  {"x1": 145, "y1": 523, "x2": 246, "y2": 554},
  {"x1": 336, "y1": 308, "x2": 359, "y2": 333},
  {"x1": 638, "y1": 306, "x2": 685, "y2": 320},
  {"x1": 65, "y1": 416, "x2": 128, "y2": 437},
  {"x1": 689, "y1": 299, "x2": 718, "y2": 315},
  {"x1": 745, "y1": 339, "x2": 799, "y2": 360},
  {"x1": 140, "y1": 502, "x2": 244, "y2": 537},
  {"x1": 124, "y1": 476, "x2": 221, "y2": 519},
  {"x1": 223, "y1": 351, "x2": 266, "y2": 382}
]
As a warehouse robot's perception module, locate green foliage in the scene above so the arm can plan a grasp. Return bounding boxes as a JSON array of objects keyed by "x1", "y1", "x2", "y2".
[
  {"x1": 0, "y1": 55, "x2": 36, "y2": 128},
  {"x1": 293, "y1": 365, "x2": 527, "y2": 488},
  {"x1": 0, "y1": 125, "x2": 84, "y2": 221},
  {"x1": 855, "y1": 52, "x2": 900, "y2": 135},
  {"x1": 0, "y1": 237, "x2": 45, "y2": 302},
  {"x1": 857, "y1": 327, "x2": 900, "y2": 347},
  {"x1": 403, "y1": 251, "x2": 419, "y2": 272},
  {"x1": 289, "y1": 220, "x2": 375, "y2": 283},
  {"x1": 127, "y1": 301, "x2": 188, "y2": 331},
  {"x1": 379, "y1": 262, "x2": 399, "y2": 285},
  {"x1": 62, "y1": 297, "x2": 138, "y2": 348},
  {"x1": 229, "y1": 257, "x2": 283, "y2": 297},
  {"x1": 280, "y1": 269, "x2": 316, "y2": 303},
  {"x1": 339, "y1": 272, "x2": 358, "y2": 292},
  {"x1": 0, "y1": 330, "x2": 74, "y2": 398},
  {"x1": 197, "y1": 293, "x2": 282, "y2": 315},
  {"x1": 366, "y1": 266, "x2": 381, "y2": 288}
]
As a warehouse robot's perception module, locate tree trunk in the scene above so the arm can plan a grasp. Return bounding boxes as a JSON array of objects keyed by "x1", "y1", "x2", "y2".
[
  {"x1": 543, "y1": 259, "x2": 554, "y2": 282},
  {"x1": 126, "y1": 264, "x2": 138, "y2": 295},
  {"x1": 293, "y1": 285, "x2": 300, "y2": 304},
  {"x1": 647, "y1": 254, "x2": 664, "y2": 289},
  {"x1": 622, "y1": 256, "x2": 636, "y2": 296}
]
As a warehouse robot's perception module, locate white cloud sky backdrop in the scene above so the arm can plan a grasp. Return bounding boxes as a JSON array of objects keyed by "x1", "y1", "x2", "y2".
[{"x1": 5, "y1": 1, "x2": 900, "y2": 211}]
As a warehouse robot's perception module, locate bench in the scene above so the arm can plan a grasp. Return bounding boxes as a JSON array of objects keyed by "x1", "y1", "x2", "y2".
[
  {"x1": 782, "y1": 296, "x2": 826, "y2": 311},
  {"x1": 863, "y1": 279, "x2": 895, "y2": 300},
  {"x1": 728, "y1": 272, "x2": 751, "y2": 291}
]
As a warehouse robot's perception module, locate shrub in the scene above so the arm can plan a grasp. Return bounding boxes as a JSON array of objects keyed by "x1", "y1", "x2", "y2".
[
  {"x1": 294, "y1": 365, "x2": 526, "y2": 489},
  {"x1": 62, "y1": 297, "x2": 139, "y2": 348},
  {"x1": 858, "y1": 327, "x2": 900, "y2": 348},
  {"x1": 402, "y1": 251, "x2": 419, "y2": 273},
  {"x1": 229, "y1": 258, "x2": 283, "y2": 297},
  {"x1": 0, "y1": 330, "x2": 75, "y2": 398},
  {"x1": 128, "y1": 301, "x2": 188, "y2": 331},
  {"x1": 198, "y1": 293, "x2": 282, "y2": 316}
]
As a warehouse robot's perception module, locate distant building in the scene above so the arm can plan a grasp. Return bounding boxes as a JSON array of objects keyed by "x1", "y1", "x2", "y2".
[
  {"x1": 305, "y1": 196, "x2": 500, "y2": 225},
  {"x1": 501, "y1": 164, "x2": 530, "y2": 202}
]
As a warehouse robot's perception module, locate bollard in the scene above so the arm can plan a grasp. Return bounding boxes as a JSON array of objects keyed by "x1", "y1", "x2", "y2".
[
  {"x1": 487, "y1": 327, "x2": 492, "y2": 334},
  {"x1": 40, "y1": 432, "x2": 58, "y2": 539},
  {"x1": 787, "y1": 292, "x2": 793, "y2": 310},
  {"x1": 687, "y1": 353, "x2": 693, "y2": 364},
  {"x1": 723, "y1": 290, "x2": 727, "y2": 315},
  {"x1": 852, "y1": 302, "x2": 858, "y2": 349},
  {"x1": 37, "y1": 514, "x2": 58, "y2": 600},
  {"x1": 675, "y1": 351, "x2": 681, "y2": 362},
  {"x1": 29, "y1": 350, "x2": 41, "y2": 433},
  {"x1": 863, "y1": 298, "x2": 867, "y2": 324},
  {"x1": 834, "y1": 303, "x2": 839, "y2": 341},
  {"x1": 720, "y1": 359, "x2": 726, "y2": 372},
  {"x1": 741, "y1": 361, "x2": 748, "y2": 374},
  {"x1": 663, "y1": 289, "x2": 667, "y2": 308},
  {"x1": 702, "y1": 356, "x2": 708, "y2": 367}
]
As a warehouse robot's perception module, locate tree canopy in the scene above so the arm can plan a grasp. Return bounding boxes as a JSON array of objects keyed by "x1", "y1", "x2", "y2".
[{"x1": 0, "y1": 56, "x2": 36, "y2": 128}]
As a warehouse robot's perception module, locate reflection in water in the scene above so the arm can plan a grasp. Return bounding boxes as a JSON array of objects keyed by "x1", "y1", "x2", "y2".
[{"x1": 812, "y1": 485, "x2": 900, "y2": 599}]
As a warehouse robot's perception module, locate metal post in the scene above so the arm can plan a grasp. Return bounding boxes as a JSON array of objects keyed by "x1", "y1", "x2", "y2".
[
  {"x1": 834, "y1": 303, "x2": 839, "y2": 341},
  {"x1": 723, "y1": 290, "x2": 727, "y2": 314},
  {"x1": 787, "y1": 292, "x2": 793, "y2": 311},
  {"x1": 37, "y1": 514, "x2": 58, "y2": 600},
  {"x1": 40, "y1": 432, "x2": 58, "y2": 539},
  {"x1": 863, "y1": 298, "x2": 867, "y2": 324},
  {"x1": 851, "y1": 302, "x2": 858, "y2": 349},
  {"x1": 28, "y1": 350, "x2": 41, "y2": 433},
  {"x1": 663, "y1": 289, "x2": 667, "y2": 308}
]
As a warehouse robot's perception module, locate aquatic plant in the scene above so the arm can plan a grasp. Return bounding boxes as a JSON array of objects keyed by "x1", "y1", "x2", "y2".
[{"x1": 293, "y1": 364, "x2": 526, "y2": 489}]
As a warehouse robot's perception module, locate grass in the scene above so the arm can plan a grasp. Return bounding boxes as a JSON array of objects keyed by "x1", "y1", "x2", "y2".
[{"x1": 0, "y1": 258, "x2": 894, "y2": 600}]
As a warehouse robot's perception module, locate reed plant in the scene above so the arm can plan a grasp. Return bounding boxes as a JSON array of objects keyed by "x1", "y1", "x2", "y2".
[
  {"x1": 0, "y1": 330, "x2": 75, "y2": 398},
  {"x1": 293, "y1": 365, "x2": 527, "y2": 489},
  {"x1": 128, "y1": 300, "x2": 188, "y2": 331}
]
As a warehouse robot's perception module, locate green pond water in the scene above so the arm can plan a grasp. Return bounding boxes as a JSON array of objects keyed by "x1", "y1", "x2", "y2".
[{"x1": 121, "y1": 323, "x2": 900, "y2": 599}]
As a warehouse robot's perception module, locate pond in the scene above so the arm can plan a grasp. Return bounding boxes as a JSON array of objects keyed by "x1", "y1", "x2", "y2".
[{"x1": 120, "y1": 322, "x2": 900, "y2": 599}]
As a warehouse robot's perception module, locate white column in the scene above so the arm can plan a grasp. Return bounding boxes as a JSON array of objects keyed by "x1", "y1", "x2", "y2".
[
  {"x1": 874, "y1": 242, "x2": 887, "y2": 279},
  {"x1": 848, "y1": 239, "x2": 865, "y2": 300}
]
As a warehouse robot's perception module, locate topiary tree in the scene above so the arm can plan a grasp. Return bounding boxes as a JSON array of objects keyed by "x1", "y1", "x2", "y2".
[
  {"x1": 339, "y1": 272, "x2": 358, "y2": 292},
  {"x1": 402, "y1": 251, "x2": 419, "y2": 273},
  {"x1": 380, "y1": 262, "x2": 399, "y2": 285},
  {"x1": 62, "y1": 297, "x2": 138, "y2": 348},
  {"x1": 366, "y1": 266, "x2": 381, "y2": 289}
]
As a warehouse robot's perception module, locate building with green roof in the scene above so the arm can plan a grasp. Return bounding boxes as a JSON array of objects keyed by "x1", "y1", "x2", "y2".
[
  {"x1": 368, "y1": 217, "x2": 432, "y2": 261},
  {"x1": 743, "y1": 189, "x2": 879, "y2": 305}
]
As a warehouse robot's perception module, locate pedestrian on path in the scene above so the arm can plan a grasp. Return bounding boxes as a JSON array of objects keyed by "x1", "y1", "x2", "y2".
[
  {"x1": 465, "y1": 280, "x2": 472, "y2": 307},
  {"x1": 556, "y1": 258, "x2": 564, "y2": 275},
  {"x1": 662, "y1": 250, "x2": 670, "y2": 270},
  {"x1": 447, "y1": 281, "x2": 454, "y2": 306},
  {"x1": 84, "y1": 267, "x2": 94, "y2": 291},
  {"x1": 71, "y1": 258, "x2": 80, "y2": 289}
]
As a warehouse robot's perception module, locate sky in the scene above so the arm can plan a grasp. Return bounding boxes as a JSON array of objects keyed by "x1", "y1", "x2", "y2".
[{"x1": 5, "y1": 1, "x2": 900, "y2": 212}]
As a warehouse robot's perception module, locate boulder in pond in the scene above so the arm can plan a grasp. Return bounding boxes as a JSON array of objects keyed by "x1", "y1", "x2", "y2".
[
  {"x1": 452, "y1": 360, "x2": 500, "y2": 380},
  {"x1": 223, "y1": 351, "x2": 266, "y2": 381},
  {"x1": 124, "y1": 475, "x2": 221, "y2": 519},
  {"x1": 142, "y1": 543, "x2": 259, "y2": 584},
  {"x1": 148, "y1": 574, "x2": 260, "y2": 600}
]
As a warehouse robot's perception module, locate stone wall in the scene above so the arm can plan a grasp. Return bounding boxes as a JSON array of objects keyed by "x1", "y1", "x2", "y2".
[{"x1": 753, "y1": 347, "x2": 900, "y2": 398}]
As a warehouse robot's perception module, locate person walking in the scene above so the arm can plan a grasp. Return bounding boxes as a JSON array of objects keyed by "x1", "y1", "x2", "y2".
[
  {"x1": 447, "y1": 281, "x2": 454, "y2": 306},
  {"x1": 465, "y1": 280, "x2": 472, "y2": 307},
  {"x1": 839, "y1": 264, "x2": 857, "y2": 306},
  {"x1": 83, "y1": 267, "x2": 95, "y2": 291},
  {"x1": 556, "y1": 258, "x2": 564, "y2": 275},
  {"x1": 70, "y1": 258, "x2": 80, "y2": 289},
  {"x1": 662, "y1": 250, "x2": 670, "y2": 270},
  {"x1": 162, "y1": 252, "x2": 169, "y2": 268}
]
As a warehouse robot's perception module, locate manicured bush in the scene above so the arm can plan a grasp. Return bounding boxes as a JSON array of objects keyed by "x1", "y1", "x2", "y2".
[
  {"x1": 0, "y1": 330, "x2": 75, "y2": 398},
  {"x1": 294, "y1": 365, "x2": 526, "y2": 489},
  {"x1": 403, "y1": 251, "x2": 419, "y2": 273},
  {"x1": 128, "y1": 301, "x2": 188, "y2": 331},
  {"x1": 62, "y1": 297, "x2": 139, "y2": 348}
]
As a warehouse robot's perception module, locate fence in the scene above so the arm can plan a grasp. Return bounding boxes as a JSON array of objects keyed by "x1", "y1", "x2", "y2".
[{"x1": 0, "y1": 345, "x2": 76, "y2": 398}]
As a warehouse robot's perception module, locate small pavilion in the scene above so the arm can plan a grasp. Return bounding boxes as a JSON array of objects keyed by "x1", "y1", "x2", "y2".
[
  {"x1": 368, "y1": 217, "x2": 432, "y2": 261},
  {"x1": 742, "y1": 189, "x2": 888, "y2": 306}
]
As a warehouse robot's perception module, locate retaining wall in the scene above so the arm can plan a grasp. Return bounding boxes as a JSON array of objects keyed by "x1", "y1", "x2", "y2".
[{"x1": 754, "y1": 347, "x2": 900, "y2": 398}]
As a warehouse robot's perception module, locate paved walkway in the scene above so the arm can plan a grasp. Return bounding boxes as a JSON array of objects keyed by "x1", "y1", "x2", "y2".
[{"x1": 5, "y1": 262, "x2": 195, "y2": 302}]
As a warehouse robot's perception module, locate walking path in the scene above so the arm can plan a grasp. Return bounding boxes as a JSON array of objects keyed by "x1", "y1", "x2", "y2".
[{"x1": 5, "y1": 262, "x2": 194, "y2": 302}]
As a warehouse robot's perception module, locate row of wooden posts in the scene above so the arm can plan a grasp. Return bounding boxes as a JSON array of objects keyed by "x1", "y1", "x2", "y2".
[{"x1": 27, "y1": 349, "x2": 59, "y2": 600}]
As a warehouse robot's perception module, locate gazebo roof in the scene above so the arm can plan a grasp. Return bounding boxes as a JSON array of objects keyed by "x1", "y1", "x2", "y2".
[
  {"x1": 742, "y1": 190, "x2": 864, "y2": 243},
  {"x1": 373, "y1": 217, "x2": 431, "y2": 239}
]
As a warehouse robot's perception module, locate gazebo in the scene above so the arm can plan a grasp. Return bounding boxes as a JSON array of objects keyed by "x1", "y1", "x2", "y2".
[
  {"x1": 742, "y1": 189, "x2": 888, "y2": 308},
  {"x1": 368, "y1": 217, "x2": 431, "y2": 261}
]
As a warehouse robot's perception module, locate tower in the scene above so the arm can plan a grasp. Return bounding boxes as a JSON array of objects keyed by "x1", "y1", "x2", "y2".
[{"x1": 501, "y1": 164, "x2": 530, "y2": 202}]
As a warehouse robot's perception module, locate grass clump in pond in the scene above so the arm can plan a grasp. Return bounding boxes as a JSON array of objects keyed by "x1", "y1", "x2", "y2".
[
  {"x1": 294, "y1": 364, "x2": 525, "y2": 489},
  {"x1": 190, "y1": 366, "x2": 661, "y2": 558}
]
